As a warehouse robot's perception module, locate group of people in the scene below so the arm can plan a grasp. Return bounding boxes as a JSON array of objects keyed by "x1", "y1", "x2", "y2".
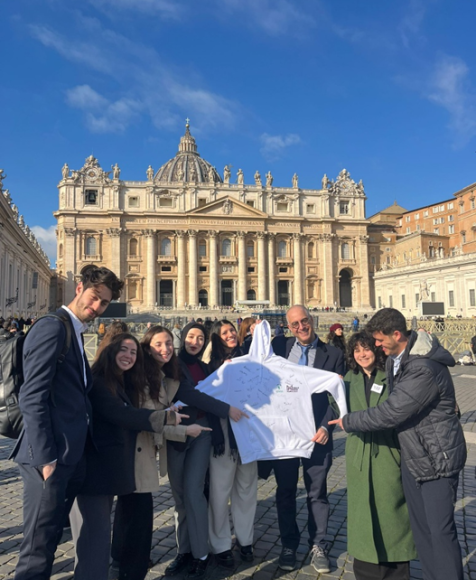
[
  {"x1": 0, "y1": 315, "x2": 33, "y2": 343},
  {"x1": 10, "y1": 263, "x2": 466, "y2": 580}
]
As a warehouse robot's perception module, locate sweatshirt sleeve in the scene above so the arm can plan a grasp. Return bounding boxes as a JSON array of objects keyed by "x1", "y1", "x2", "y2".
[{"x1": 301, "y1": 366, "x2": 348, "y2": 418}]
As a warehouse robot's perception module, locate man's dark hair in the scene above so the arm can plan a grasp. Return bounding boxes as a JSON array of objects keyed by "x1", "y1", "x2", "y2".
[
  {"x1": 366, "y1": 308, "x2": 408, "y2": 336},
  {"x1": 79, "y1": 264, "x2": 124, "y2": 301},
  {"x1": 346, "y1": 331, "x2": 387, "y2": 374}
]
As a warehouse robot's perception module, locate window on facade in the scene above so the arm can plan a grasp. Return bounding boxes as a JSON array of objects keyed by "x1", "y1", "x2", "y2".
[
  {"x1": 129, "y1": 197, "x2": 139, "y2": 207},
  {"x1": 386, "y1": 256, "x2": 391, "y2": 264},
  {"x1": 406, "y1": 227, "x2": 410, "y2": 234},
  {"x1": 247, "y1": 289, "x2": 256, "y2": 300},
  {"x1": 415, "y1": 293, "x2": 420, "y2": 306},
  {"x1": 85, "y1": 189, "x2": 98, "y2": 205},
  {"x1": 276, "y1": 202, "x2": 288, "y2": 212},
  {"x1": 378, "y1": 296, "x2": 382, "y2": 308},
  {"x1": 199, "y1": 266, "x2": 207, "y2": 272},
  {"x1": 462, "y1": 232, "x2": 467, "y2": 243},
  {"x1": 222, "y1": 238, "x2": 232, "y2": 256},
  {"x1": 433, "y1": 218, "x2": 438, "y2": 225},
  {"x1": 128, "y1": 281, "x2": 137, "y2": 300},
  {"x1": 341, "y1": 243, "x2": 350, "y2": 260},
  {"x1": 416, "y1": 224, "x2": 421, "y2": 231},
  {"x1": 129, "y1": 238, "x2": 138, "y2": 256},
  {"x1": 85, "y1": 236, "x2": 96, "y2": 256},
  {"x1": 470, "y1": 289, "x2": 476, "y2": 307},
  {"x1": 389, "y1": 296, "x2": 393, "y2": 307},
  {"x1": 278, "y1": 240, "x2": 287, "y2": 257},
  {"x1": 246, "y1": 200, "x2": 255, "y2": 208},
  {"x1": 401, "y1": 295, "x2": 406, "y2": 308},
  {"x1": 406, "y1": 216, "x2": 411, "y2": 222},
  {"x1": 449, "y1": 225, "x2": 455, "y2": 234},
  {"x1": 159, "y1": 197, "x2": 173, "y2": 207},
  {"x1": 340, "y1": 202, "x2": 349, "y2": 215},
  {"x1": 247, "y1": 267, "x2": 255, "y2": 273},
  {"x1": 449, "y1": 215, "x2": 454, "y2": 221},
  {"x1": 307, "y1": 204, "x2": 315, "y2": 214},
  {"x1": 430, "y1": 292, "x2": 436, "y2": 302},
  {"x1": 370, "y1": 255, "x2": 376, "y2": 265},
  {"x1": 424, "y1": 210, "x2": 429, "y2": 217},
  {"x1": 471, "y1": 198, "x2": 475, "y2": 210},
  {"x1": 434, "y1": 228, "x2": 439, "y2": 234},
  {"x1": 196, "y1": 199, "x2": 206, "y2": 208},
  {"x1": 307, "y1": 242, "x2": 314, "y2": 259},
  {"x1": 247, "y1": 242, "x2": 255, "y2": 258},
  {"x1": 161, "y1": 266, "x2": 171, "y2": 272},
  {"x1": 198, "y1": 240, "x2": 207, "y2": 257},
  {"x1": 59, "y1": 244, "x2": 63, "y2": 258},
  {"x1": 415, "y1": 213, "x2": 420, "y2": 220},
  {"x1": 448, "y1": 202, "x2": 454, "y2": 210},
  {"x1": 279, "y1": 267, "x2": 288, "y2": 273},
  {"x1": 160, "y1": 237, "x2": 171, "y2": 256},
  {"x1": 449, "y1": 290, "x2": 455, "y2": 307},
  {"x1": 432, "y1": 207, "x2": 438, "y2": 213}
]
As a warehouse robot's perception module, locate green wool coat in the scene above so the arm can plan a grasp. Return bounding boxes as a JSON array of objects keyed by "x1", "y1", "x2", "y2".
[{"x1": 345, "y1": 368, "x2": 417, "y2": 564}]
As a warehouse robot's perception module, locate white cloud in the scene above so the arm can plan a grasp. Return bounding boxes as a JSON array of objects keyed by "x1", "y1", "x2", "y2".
[
  {"x1": 398, "y1": 0, "x2": 426, "y2": 48},
  {"x1": 29, "y1": 19, "x2": 242, "y2": 135},
  {"x1": 426, "y1": 56, "x2": 476, "y2": 146},
  {"x1": 260, "y1": 133, "x2": 301, "y2": 160},
  {"x1": 88, "y1": 0, "x2": 182, "y2": 20},
  {"x1": 31, "y1": 225, "x2": 57, "y2": 265},
  {"x1": 217, "y1": 0, "x2": 314, "y2": 36},
  {"x1": 66, "y1": 85, "x2": 143, "y2": 134}
]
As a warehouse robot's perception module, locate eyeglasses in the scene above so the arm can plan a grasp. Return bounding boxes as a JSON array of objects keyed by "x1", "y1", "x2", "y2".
[{"x1": 289, "y1": 317, "x2": 312, "y2": 330}]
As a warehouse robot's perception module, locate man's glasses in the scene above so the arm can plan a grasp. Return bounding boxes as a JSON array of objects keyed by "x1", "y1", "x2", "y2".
[{"x1": 289, "y1": 317, "x2": 312, "y2": 330}]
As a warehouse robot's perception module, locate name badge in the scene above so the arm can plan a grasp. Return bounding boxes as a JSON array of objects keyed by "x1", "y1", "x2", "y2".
[{"x1": 371, "y1": 383, "x2": 384, "y2": 394}]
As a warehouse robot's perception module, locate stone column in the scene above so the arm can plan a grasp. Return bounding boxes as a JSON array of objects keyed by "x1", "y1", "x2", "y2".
[
  {"x1": 64, "y1": 227, "x2": 77, "y2": 304},
  {"x1": 208, "y1": 231, "x2": 218, "y2": 308},
  {"x1": 257, "y1": 232, "x2": 267, "y2": 301},
  {"x1": 293, "y1": 233, "x2": 303, "y2": 305},
  {"x1": 319, "y1": 233, "x2": 335, "y2": 307},
  {"x1": 145, "y1": 229, "x2": 156, "y2": 308},
  {"x1": 188, "y1": 230, "x2": 198, "y2": 307},
  {"x1": 107, "y1": 228, "x2": 122, "y2": 279},
  {"x1": 237, "y1": 232, "x2": 247, "y2": 302},
  {"x1": 176, "y1": 231, "x2": 186, "y2": 308},
  {"x1": 356, "y1": 235, "x2": 371, "y2": 308},
  {"x1": 268, "y1": 233, "x2": 276, "y2": 306}
]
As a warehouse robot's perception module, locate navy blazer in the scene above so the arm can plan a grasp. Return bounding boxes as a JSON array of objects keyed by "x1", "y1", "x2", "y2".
[
  {"x1": 12, "y1": 308, "x2": 93, "y2": 467},
  {"x1": 271, "y1": 335, "x2": 345, "y2": 451}
]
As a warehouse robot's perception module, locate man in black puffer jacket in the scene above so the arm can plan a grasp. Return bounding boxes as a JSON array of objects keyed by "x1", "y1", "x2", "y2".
[{"x1": 330, "y1": 308, "x2": 466, "y2": 580}]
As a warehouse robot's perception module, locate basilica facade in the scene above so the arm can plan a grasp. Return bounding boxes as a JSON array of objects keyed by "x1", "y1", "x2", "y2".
[{"x1": 55, "y1": 124, "x2": 371, "y2": 310}]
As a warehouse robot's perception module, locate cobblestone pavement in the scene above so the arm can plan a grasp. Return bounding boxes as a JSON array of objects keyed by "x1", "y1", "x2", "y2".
[{"x1": 0, "y1": 367, "x2": 475, "y2": 579}]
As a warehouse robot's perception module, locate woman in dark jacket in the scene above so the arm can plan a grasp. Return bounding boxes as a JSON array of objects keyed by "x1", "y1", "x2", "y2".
[
  {"x1": 207, "y1": 320, "x2": 257, "y2": 569},
  {"x1": 69, "y1": 333, "x2": 180, "y2": 580}
]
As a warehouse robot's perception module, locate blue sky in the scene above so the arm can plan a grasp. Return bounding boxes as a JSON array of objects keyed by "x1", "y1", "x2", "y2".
[{"x1": 2, "y1": 0, "x2": 476, "y2": 264}]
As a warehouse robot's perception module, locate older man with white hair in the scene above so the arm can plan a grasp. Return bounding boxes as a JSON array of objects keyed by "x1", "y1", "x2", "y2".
[{"x1": 263, "y1": 305, "x2": 345, "y2": 573}]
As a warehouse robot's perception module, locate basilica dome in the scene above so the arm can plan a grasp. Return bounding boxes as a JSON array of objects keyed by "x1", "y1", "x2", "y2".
[{"x1": 154, "y1": 123, "x2": 222, "y2": 184}]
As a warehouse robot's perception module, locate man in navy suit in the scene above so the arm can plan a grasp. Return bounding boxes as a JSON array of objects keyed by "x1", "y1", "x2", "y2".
[
  {"x1": 269, "y1": 305, "x2": 345, "y2": 574},
  {"x1": 12, "y1": 264, "x2": 124, "y2": 580}
]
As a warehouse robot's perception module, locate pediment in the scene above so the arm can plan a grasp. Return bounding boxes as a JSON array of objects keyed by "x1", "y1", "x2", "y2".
[{"x1": 186, "y1": 196, "x2": 268, "y2": 218}]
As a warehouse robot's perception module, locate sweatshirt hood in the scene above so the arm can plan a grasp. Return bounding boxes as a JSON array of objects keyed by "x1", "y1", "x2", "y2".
[
  {"x1": 248, "y1": 320, "x2": 273, "y2": 361},
  {"x1": 408, "y1": 329, "x2": 455, "y2": 367}
]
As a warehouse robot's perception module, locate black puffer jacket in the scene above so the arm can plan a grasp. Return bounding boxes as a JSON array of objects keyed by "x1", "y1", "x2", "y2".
[{"x1": 343, "y1": 330, "x2": 466, "y2": 482}]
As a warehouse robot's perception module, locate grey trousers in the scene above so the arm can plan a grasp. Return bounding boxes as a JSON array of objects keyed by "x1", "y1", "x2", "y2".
[
  {"x1": 70, "y1": 494, "x2": 114, "y2": 580},
  {"x1": 167, "y1": 430, "x2": 212, "y2": 559}
]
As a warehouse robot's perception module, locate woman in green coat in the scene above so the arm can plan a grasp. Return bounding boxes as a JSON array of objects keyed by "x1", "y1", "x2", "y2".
[{"x1": 344, "y1": 332, "x2": 416, "y2": 580}]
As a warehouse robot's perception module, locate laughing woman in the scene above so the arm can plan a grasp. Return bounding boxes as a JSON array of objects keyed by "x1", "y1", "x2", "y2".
[
  {"x1": 207, "y1": 320, "x2": 257, "y2": 568},
  {"x1": 344, "y1": 332, "x2": 416, "y2": 580},
  {"x1": 70, "y1": 333, "x2": 181, "y2": 580}
]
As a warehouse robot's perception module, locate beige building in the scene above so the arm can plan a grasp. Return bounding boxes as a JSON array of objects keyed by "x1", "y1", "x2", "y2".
[
  {"x1": 0, "y1": 171, "x2": 52, "y2": 319},
  {"x1": 372, "y1": 181, "x2": 476, "y2": 317},
  {"x1": 55, "y1": 124, "x2": 372, "y2": 311}
]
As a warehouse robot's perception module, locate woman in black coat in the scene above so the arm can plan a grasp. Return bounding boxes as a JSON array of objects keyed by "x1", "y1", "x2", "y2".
[{"x1": 69, "y1": 333, "x2": 180, "y2": 580}]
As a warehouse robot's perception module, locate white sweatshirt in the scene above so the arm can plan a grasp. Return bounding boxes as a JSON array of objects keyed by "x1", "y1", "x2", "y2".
[{"x1": 196, "y1": 320, "x2": 347, "y2": 464}]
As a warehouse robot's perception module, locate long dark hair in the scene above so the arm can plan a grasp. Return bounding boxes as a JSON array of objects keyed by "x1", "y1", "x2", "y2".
[
  {"x1": 209, "y1": 319, "x2": 238, "y2": 370},
  {"x1": 91, "y1": 332, "x2": 145, "y2": 407},
  {"x1": 95, "y1": 321, "x2": 129, "y2": 360},
  {"x1": 346, "y1": 331, "x2": 387, "y2": 374},
  {"x1": 141, "y1": 325, "x2": 180, "y2": 399},
  {"x1": 327, "y1": 330, "x2": 346, "y2": 352}
]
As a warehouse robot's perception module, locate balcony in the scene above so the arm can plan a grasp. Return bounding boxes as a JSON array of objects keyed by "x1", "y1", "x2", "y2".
[
  {"x1": 219, "y1": 255, "x2": 238, "y2": 264},
  {"x1": 157, "y1": 255, "x2": 177, "y2": 264}
]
